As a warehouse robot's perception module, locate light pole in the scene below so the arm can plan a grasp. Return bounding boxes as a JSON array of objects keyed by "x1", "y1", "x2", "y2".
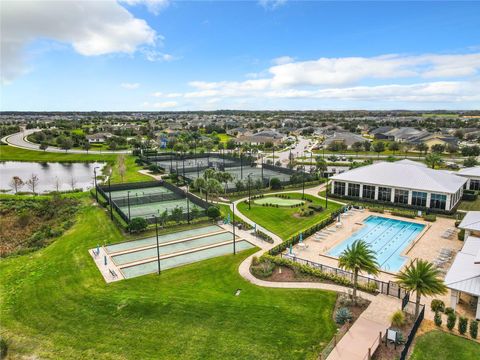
[
  {"x1": 186, "y1": 183, "x2": 190, "y2": 224},
  {"x1": 248, "y1": 173, "x2": 252, "y2": 210},
  {"x1": 302, "y1": 166, "x2": 305, "y2": 199},
  {"x1": 108, "y1": 175, "x2": 113, "y2": 220},
  {"x1": 153, "y1": 215, "x2": 161, "y2": 274},
  {"x1": 93, "y1": 166, "x2": 100, "y2": 202},
  {"x1": 232, "y1": 203, "x2": 236, "y2": 255},
  {"x1": 127, "y1": 190, "x2": 131, "y2": 221},
  {"x1": 325, "y1": 180, "x2": 329, "y2": 209}
]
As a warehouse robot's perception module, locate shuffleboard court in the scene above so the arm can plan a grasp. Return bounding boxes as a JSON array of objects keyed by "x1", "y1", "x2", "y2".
[
  {"x1": 105, "y1": 225, "x2": 223, "y2": 253},
  {"x1": 112, "y1": 232, "x2": 238, "y2": 266},
  {"x1": 254, "y1": 197, "x2": 305, "y2": 206},
  {"x1": 121, "y1": 240, "x2": 255, "y2": 279}
]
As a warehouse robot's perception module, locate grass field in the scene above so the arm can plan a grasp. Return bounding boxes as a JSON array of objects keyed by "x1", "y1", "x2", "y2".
[
  {"x1": 458, "y1": 198, "x2": 480, "y2": 211},
  {"x1": 0, "y1": 200, "x2": 338, "y2": 360},
  {"x1": 217, "y1": 133, "x2": 233, "y2": 143},
  {"x1": 410, "y1": 331, "x2": 480, "y2": 360},
  {"x1": 254, "y1": 196, "x2": 305, "y2": 206},
  {"x1": 238, "y1": 193, "x2": 341, "y2": 240}
]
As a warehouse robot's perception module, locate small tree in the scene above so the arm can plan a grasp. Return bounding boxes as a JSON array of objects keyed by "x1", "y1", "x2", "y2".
[
  {"x1": 388, "y1": 142, "x2": 400, "y2": 155},
  {"x1": 39, "y1": 142, "x2": 49, "y2": 151},
  {"x1": 464, "y1": 157, "x2": 478, "y2": 168},
  {"x1": 469, "y1": 320, "x2": 478, "y2": 339},
  {"x1": 70, "y1": 176, "x2": 77, "y2": 191},
  {"x1": 269, "y1": 177, "x2": 281, "y2": 190},
  {"x1": 351, "y1": 142, "x2": 363, "y2": 157},
  {"x1": 83, "y1": 142, "x2": 91, "y2": 153},
  {"x1": 191, "y1": 206, "x2": 200, "y2": 220},
  {"x1": 9, "y1": 176, "x2": 24, "y2": 194},
  {"x1": 26, "y1": 174, "x2": 40, "y2": 195},
  {"x1": 415, "y1": 143, "x2": 428, "y2": 155},
  {"x1": 206, "y1": 206, "x2": 221, "y2": 219},
  {"x1": 425, "y1": 153, "x2": 443, "y2": 169},
  {"x1": 458, "y1": 316, "x2": 468, "y2": 335},
  {"x1": 372, "y1": 141, "x2": 385, "y2": 158},
  {"x1": 170, "y1": 206, "x2": 183, "y2": 224},
  {"x1": 434, "y1": 311, "x2": 442, "y2": 327},
  {"x1": 128, "y1": 217, "x2": 148, "y2": 232},
  {"x1": 159, "y1": 209, "x2": 169, "y2": 227},
  {"x1": 338, "y1": 240, "x2": 379, "y2": 304},
  {"x1": 431, "y1": 144, "x2": 445, "y2": 154},
  {"x1": 235, "y1": 179, "x2": 245, "y2": 193},
  {"x1": 363, "y1": 140, "x2": 371, "y2": 152},
  {"x1": 447, "y1": 312, "x2": 456, "y2": 331}
]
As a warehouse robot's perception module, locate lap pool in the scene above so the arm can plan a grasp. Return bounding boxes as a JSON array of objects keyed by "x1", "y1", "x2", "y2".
[{"x1": 328, "y1": 216, "x2": 425, "y2": 272}]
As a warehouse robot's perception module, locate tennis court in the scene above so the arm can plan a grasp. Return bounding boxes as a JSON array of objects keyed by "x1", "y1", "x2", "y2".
[
  {"x1": 119, "y1": 198, "x2": 202, "y2": 219},
  {"x1": 91, "y1": 224, "x2": 255, "y2": 281},
  {"x1": 108, "y1": 186, "x2": 171, "y2": 200}
]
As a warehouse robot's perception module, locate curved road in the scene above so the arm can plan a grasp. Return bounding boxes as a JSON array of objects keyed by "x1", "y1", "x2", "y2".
[{"x1": 2, "y1": 129, "x2": 131, "y2": 154}]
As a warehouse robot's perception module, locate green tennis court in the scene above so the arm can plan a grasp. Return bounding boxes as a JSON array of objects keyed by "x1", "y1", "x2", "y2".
[
  {"x1": 109, "y1": 186, "x2": 172, "y2": 200},
  {"x1": 254, "y1": 197, "x2": 305, "y2": 206},
  {"x1": 119, "y1": 198, "x2": 203, "y2": 219}
]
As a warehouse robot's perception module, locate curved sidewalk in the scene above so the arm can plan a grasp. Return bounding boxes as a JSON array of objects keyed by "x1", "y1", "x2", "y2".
[{"x1": 2, "y1": 129, "x2": 130, "y2": 154}]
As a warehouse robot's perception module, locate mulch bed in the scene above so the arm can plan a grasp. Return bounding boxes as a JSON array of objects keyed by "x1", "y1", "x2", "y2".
[{"x1": 372, "y1": 313, "x2": 415, "y2": 360}]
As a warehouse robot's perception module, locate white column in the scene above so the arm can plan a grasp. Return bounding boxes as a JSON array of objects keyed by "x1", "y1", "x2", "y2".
[
  {"x1": 331, "y1": 180, "x2": 335, "y2": 194},
  {"x1": 344, "y1": 182, "x2": 348, "y2": 196},
  {"x1": 476, "y1": 297, "x2": 480, "y2": 320},
  {"x1": 408, "y1": 191, "x2": 412, "y2": 205},
  {"x1": 359, "y1": 184, "x2": 364, "y2": 198},
  {"x1": 426, "y1": 192, "x2": 432, "y2": 209},
  {"x1": 450, "y1": 289, "x2": 459, "y2": 311},
  {"x1": 390, "y1": 188, "x2": 395, "y2": 203},
  {"x1": 374, "y1": 186, "x2": 379, "y2": 200},
  {"x1": 445, "y1": 194, "x2": 452, "y2": 211}
]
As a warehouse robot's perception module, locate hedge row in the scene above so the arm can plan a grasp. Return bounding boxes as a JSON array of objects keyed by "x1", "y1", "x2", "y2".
[
  {"x1": 260, "y1": 254, "x2": 378, "y2": 294},
  {"x1": 255, "y1": 230, "x2": 274, "y2": 243}
]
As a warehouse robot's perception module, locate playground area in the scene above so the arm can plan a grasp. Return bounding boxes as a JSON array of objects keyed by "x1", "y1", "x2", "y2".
[{"x1": 89, "y1": 224, "x2": 255, "y2": 281}]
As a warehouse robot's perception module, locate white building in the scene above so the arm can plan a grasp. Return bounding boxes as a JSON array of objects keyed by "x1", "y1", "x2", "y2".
[
  {"x1": 445, "y1": 211, "x2": 480, "y2": 320},
  {"x1": 330, "y1": 160, "x2": 466, "y2": 212},
  {"x1": 455, "y1": 166, "x2": 480, "y2": 191}
]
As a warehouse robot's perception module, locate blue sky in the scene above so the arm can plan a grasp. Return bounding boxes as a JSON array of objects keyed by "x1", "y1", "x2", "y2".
[{"x1": 1, "y1": 0, "x2": 479, "y2": 111}]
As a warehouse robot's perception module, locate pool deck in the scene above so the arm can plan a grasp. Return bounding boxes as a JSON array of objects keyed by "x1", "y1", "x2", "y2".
[{"x1": 290, "y1": 209, "x2": 462, "y2": 283}]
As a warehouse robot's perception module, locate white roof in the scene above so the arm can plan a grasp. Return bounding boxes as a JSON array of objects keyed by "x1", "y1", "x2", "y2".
[
  {"x1": 458, "y1": 211, "x2": 480, "y2": 232},
  {"x1": 445, "y1": 236, "x2": 480, "y2": 296},
  {"x1": 457, "y1": 166, "x2": 480, "y2": 177},
  {"x1": 395, "y1": 159, "x2": 427, "y2": 167},
  {"x1": 330, "y1": 161, "x2": 466, "y2": 194}
]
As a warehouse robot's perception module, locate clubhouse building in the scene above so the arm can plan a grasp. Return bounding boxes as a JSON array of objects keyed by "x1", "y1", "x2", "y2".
[{"x1": 330, "y1": 160, "x2": 466, "y2": 213}]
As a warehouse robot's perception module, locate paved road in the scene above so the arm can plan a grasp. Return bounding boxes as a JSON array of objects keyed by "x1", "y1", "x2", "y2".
[{"x1": 2, "y1": 129, "x2": 131, "y2": 154}]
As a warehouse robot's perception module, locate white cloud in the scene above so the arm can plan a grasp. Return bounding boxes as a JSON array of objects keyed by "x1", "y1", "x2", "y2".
[
  {"x1": 142, "y1": 49, "x2": 178, "y2": 62},
  {"x1": 121, "y1": 82, "x2": 140, "y2": 89},
  {"x1": 272, "y1": 56, "x2": 294, "y2": 65},
  {"x1": 121, "y1": 0, "x2": 169, "y2": 15},
  {"x1": 258, "y1": 0, "x2": 287, "y2": 10},
  {"x1": 1, "y1": 0, "x2": 157, "y2": 83},
  {"x1": 151, "y1": 91, "x2": 163, "y2": 97}
]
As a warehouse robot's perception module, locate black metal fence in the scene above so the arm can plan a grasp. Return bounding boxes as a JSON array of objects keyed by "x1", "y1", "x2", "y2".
[
  {"x1": 399, "y1": 303, "x2": 425, "y2": 360},
  {"x1": 281, "y1": 254, "x2": 409, "y2": 300}
]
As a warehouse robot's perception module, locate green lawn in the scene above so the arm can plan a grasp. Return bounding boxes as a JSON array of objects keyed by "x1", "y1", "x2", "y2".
[
  {"x1": 410, "y1": 331, "x2": 480, "y2": 360},
  {"x1": 238, "y1": 193, "x2": 341, "y2": 240},
  {"x1": 0, "y1": 201, "x2": 338, "y2": 360},
  {"x1": 217, "y1": 133, "x2": 233, "y2": 143},
  {"x1": 254, "y1": 196, "x2": 305, "y2": 206},
  {"x1": 458, "y1": 198, "x2": 480, "y2": 211}
]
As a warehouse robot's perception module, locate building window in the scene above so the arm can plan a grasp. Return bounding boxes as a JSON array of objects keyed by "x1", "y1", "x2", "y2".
[
  {"x1": 348, "y1": 183, "x2": 360, "y2": 197},
  {"x1": 363, "y1": 185, "x2": 375, "y2": 199},
  {"x1": 430, "y1": 193, "x2": 447, "y2": 210},
  {"x1": 378, "y1": 187, "x2": 392, "y2": 202},
  {"x1": 394, "y1": 189, "x2": 409, "y2": 204},
  {"x1": 333, "y1": 181, "x2": 345, "y2": 196},
  {"x1": 411, "y1": 191, "x2": 427, "y2": 207},
  {"x1": 470, "y1": 179, "x2": 480, "y2": 191}
]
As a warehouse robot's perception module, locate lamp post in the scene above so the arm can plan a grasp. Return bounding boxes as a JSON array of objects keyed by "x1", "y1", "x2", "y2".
[
  {"x1": 240, "y1": 153, "x2": 243, "y2": 179},
  {"x1": 302, "y1": 166, "x2": 305, "y2": 199},
  {"x1": 153, "y1": 215, "x2": 161, "y2": 274},
  {"x1": 127, "y1": 190, "x2": 131, "y2": 221},
  {"x1": 186, "y1": 183, "x2": 190, "y2": 224},
  {"x1": 108, "y1": 175, "x2": 113, "y2": 220},
  {"x1": 248, "y1": 173, "x2": 252, "y2": 210},
  {"x1": 232, "y1": 203, "x2": 236, "y2": 255},
  {"x1": 325, "y1": 180, "x2": 329, "y2": 209},
  {"x1": 93, "y1": 166, "x2": 100, "y2": 202}
]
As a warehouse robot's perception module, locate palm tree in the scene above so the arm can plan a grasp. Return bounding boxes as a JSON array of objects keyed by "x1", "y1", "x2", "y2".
[
  {"x1": 395, "y1": 259, "x2": 447, "y2": 318},
  {"x1": 338, "y1": 240, "x2": 379, "y2": 303},
  {"x1": 217, "y1": 171, "x2": 233, "y2": 193}
]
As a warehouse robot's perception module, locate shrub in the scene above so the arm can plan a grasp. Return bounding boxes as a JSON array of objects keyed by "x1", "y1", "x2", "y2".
[
  {"x1": 369, "y1": 207, "x2": 384, "y2": 213},
  {"x1": 128, "y1": 217, "x2": 148, "y2": 232},
  {"x1": 431, "y1": 299, "x2": 445, "y2": 313},
  {"x1": 447, "y1": 312, "x2": 456, "y2": 331},
  {"x1": 391, "y1": 211, "x2": 416, "y2": 219},
  {"x1": 391, "y1": 310, "x2": 405, "y2": 327},
  {"x1": 469, "y1": 320, "x2": 478, "y2": 339},
  {"x1": 0, "y1": 337, "x2": 7, "y2": 359},
  {"x1": 423, "y1": 214, "x2": 437, "y2": 222},
  {"x1": 335, "y1": 307, "x2": 352, "y2": 325},
  {"x1": 269, "y1": 177, "x2": 282, "y2": 190},
  {"x1": 458, "y1": 316, "x2": 468, "y2": 335},
  {"x1": 206, "y1": 206, "x2": 221, "y2": 219},
  {"x1": 308, "y1": 204, "x2": 324, "y2": 212},
  {"x1": 250, "y1": 259, "x2": 275, "y2": 278},
  {"x1": 434, "y1": 311, "x2": 442, "y2": 327},
  {"x1": 444, "y1": 307, "x2": 454, "y2": 315},
  {"x1": 458, "y1": 229, "x2": 465, "y2": 241}
]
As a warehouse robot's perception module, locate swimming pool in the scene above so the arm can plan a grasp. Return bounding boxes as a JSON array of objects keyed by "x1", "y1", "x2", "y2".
[{"x1": 328, "y1": 216, "x2": 425, "y2": 272}]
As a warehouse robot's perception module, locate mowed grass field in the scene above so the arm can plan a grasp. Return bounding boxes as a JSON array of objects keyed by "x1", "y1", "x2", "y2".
[
  {"x1": 410, "y1": 331, "x2": 480, "y2": 360},
  {"x1": 238, "y1": 193, "x2": 342, "y2": 240},
  {"x1": 0, "y1": 200, "x2": 337, "y2": 360}
]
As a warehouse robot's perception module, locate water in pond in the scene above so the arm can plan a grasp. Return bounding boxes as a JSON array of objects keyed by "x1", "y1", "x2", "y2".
[{"x1": 0, "y1": 161, "x2": 106, "y2": 193}]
